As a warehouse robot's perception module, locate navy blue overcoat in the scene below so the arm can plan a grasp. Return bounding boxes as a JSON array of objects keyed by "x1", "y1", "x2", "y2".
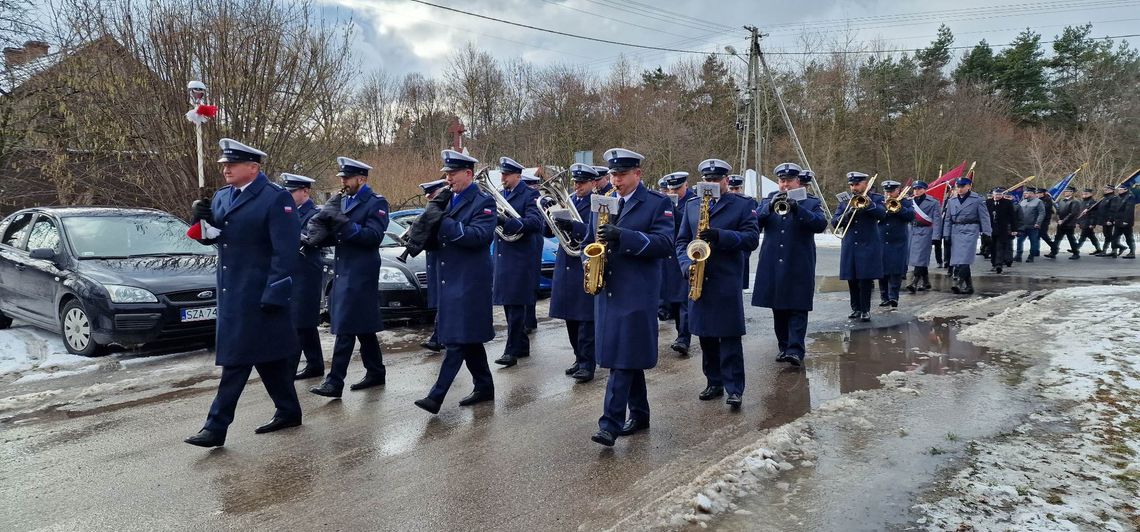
[
  {"x1": 326, "y1": 184, "x2": 389, "y2": 335},
  {"x1": 880, "y1": 198, "x2": 913, "y2": 275},
  {"x1": 435, "y1": 185, "x2": 497, "y2": 344},
  {"x1": 292, "y1": 199, "x2": 324, "y2": 329},
  {"x1": 493, "y1": 185, "x2": 544, "y2": 306},
  {"x1": 548, "y1": 193, "x2": 593, "y2": 322},
  {"x1": 660, "y1": 189, "x2": 694, "y2": 304},
  {"x1": 833, "y1": 192, "x2": 886, "y2": 280},
  {"x1": 751, "y1": 193, "x2": 829, "y2": 311}
]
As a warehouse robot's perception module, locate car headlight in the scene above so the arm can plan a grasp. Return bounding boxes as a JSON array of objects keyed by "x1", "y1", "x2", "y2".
[
  {"x1": 378, "y1": 266, "x2": 414, "y2": 289},
  {"x1": 104, "y1": 284, "x2": 159, "y2": 303}
]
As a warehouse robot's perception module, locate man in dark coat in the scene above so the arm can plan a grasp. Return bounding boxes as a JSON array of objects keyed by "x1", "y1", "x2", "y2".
[
  {"x1": 986, "y1": 188, "x2": 1017, "y2": 273},
  {"x1": 1093, "y1": 185, "x2": 1119, "y2": 256},
  {"x1": 308, "y1": 157, "x2": 390, "y2": 398},
  {"x1": 877, "y1": 180, "x2": 912, "y2": 308},
  {"x1": 1075, "y1": 188, "x2": 1102, "y2": 255},
  {"x1": 941, "y1": 177, "x2": 992, "y2": 294},
  {"x1": 728, "y1": 173, "x2": 757, "y2": 290},
  {"x1": 549, "y1": 164, "x2": 599, "y2": 382},
  {"x1": 414, "y1": 150, "x2": 498, "y2": 414},
  {"x1": 1015, "y1": 188, "x2": 1045, "y2": 262},
  {"x1": 906, "y1": 181, "x2": 940, "y2": 292},
  {"x1": 1045, "y1": 186, "x2": 1082, "y2": 260},
  {"x1": 677, "y1": 159, "x2": 759, "y2": 408},
  {"x1": 491, "y1": 157, "x2": 545, "y2": 368},
  {"x1": 281, "y1": 173, "x2": 325, "y2": 379},
  {"x1": 585, "y1": 148, "x2": 675, "y2": 447},
  {"x1": 752, "y1": 163, "x2": 828, "y2": 366},
  {"x1": 184, "y1": 138, "x2": 302, "y2": 447},
  {"x1": 833, "y1": 172, "x2": 885, "y2": 323},
  {"x1": 657, "y1": 171, "x2": 693, "y2": 356},
  {"x1": 1038, "y1": 188, "x2": 1056, "y2": 254},
  {"x1": 1111, "y1": 184, "x2": 1136, "y2": 258}
]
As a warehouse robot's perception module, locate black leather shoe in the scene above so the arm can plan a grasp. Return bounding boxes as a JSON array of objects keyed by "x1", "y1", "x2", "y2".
[
  {"x1": 859, "y1": 312, "x2": 871, "y2": 322},
  {"x1": 725, "y1": 393, "x2": 742, "y2": 408},
  {"x1": 906, "y1": 283, "x2": 916, "y2": 294},
  {"x1": 494, "y1": 354, "x2": 518, "y2": 367},
  {"x1": 889, "y1": 300, "x2": 898, "y2": 308},
  {"x1": 458, "y1": 389, "x2": 494, "y2": 406},
  {"x1": 951, "y1": 284, "x2": 961, "y2": 294},
  {"x1": 414, "y1": 397, "x2": 441, "y2": 414},
  {"x1": 698, "y1": 385, "x2": 724, "y2": 401},
  {"x1": 787, "y1": 352, "x2": 804, "y2": 367},
  {"x1": 879, "y1": 300, "x2": 891, "y2": 307},
  {"x1": 775, "y1": 350, "x2": 789, "y2": 362},
  {"x1": 565, "y1": 364, "x2": 580, "y2": 375},
  {"x1": 571, "y1": 369, "x2": 594, "y2": 382},
  {"x1": 591, "y1": 430, "x2": 616, "y2": 447},
  {"x1": 1043, "y1": 253, "x2": 1057, "y2": 259},
  {"x1": 525, "y1": 327, "x2": 537, "y2": 335},
  {"x1": 670, "y1": 341, "x2": 690, "y2": 356},
  {"x1": 848, "y1": 310, "x2": 860, "y2": 319},
  {"x1": 420, "y1": 340, "x2": 444, "y2": 352},
  {"x1": 1069, "y1": 254, "x2": 1079, "y2": 260},
  {"x1": 184, "y1": 429, "x2": 225, "y2": 447},
  {"x1": 294, "y1": 364, "x2": 324, "y2": 380},
  {"x1": 1125, "y1": 254, "x2": 1136, "y2": 259},
  {"x1": 254, "y1": 416, "x2": 301, "y2": 434},
  {"x1": 350, "y1": 372, "x2": 385, "y2": 391},
  {"x1": 516, "y1": 352, "x2": 531, "y2": 358},
  {"x1": 1026, "y1": 256, "x2": 1034, "y2": 263},
  {"x1": 309, "y1": 381, "x2": 343, "y2": 398},
  {"x1": 619, "y1": 418, "x2": 650, "y2": 436}
]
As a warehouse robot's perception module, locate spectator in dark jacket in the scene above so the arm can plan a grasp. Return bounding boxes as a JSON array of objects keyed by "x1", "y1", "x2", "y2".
[
  {"x1": 1046, "y1": 186, "x2": 1082, "y2": 259},
  {"x1": 1015, "y1": 189, "x2": 1045, "y2": 262},
  {"x1": 1075, "y1": 188, "x2": 1102, "y2": 255},
  {"x1": 987, "y1": 188, "x2": 1016, "y2": 273},
  {"x1": 1109, "y1": 184, "x2": 1136, "y2": 258},
  {"x1": 1093, "y1": 185, "x2": 1118, "y2": 256},
  {"x1": 1038, "y1": 188, "x2": 1056, "y2": 253}
]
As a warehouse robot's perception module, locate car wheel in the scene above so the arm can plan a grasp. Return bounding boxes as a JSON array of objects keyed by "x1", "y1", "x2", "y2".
[{"x1": 60, "y1": 300, "x2": 106, "y2": 357}]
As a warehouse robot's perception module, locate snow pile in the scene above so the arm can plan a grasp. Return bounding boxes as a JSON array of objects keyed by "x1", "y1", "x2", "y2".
[
  {"x1": 914, "y1": 284, "x2": 1140, "y2": 530},
  {"x1": 0, "y1": 326, "x2": 94, "y2": 381}
]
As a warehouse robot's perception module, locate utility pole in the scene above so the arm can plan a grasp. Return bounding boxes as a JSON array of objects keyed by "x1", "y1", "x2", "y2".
[{"x1": 746, "y1": 25, "x2": 763, "y2": 180}]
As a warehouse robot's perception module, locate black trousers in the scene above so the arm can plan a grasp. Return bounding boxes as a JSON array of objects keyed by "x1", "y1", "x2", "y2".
[
  {"x1": 503, "y1": 305, "x2": 530, "y2": 356},
  {"x1": 1117, "y1": 225, "x2": 1136, "y2": 254},
  {"x1": 203, "y1": 358, "x2": 301, "y2": 434},
  {"x1": 327, "y1": 333, "x2": 384, "y2": 388},
  {"x1": 599, "y1": 368, "x2": 649, "y2": 434},
  {"x1": 290, "y1": 327, "x2": 324, "y2": 371},
  {"x1": 526, "y1": 303, "x2": 538, "y2": 330},
  {"x1": 772, "y1": 309, "x2": 809, "y2": 358},
  {"x1": 991, "y1": 235, "x2": 1013, "y2": 267},
  {"x1": 668, "y1": 302, "x2": 691, "y2": 346},
  {"x1": 847, "y1": 279, "x2": 874, "y2": 312},
  {"x1": 565, "y1": 319, "x2": 596, "y2": 373},
  {"x1": 428, "y1": 343, "x2": 494, "y2": 403},
  {"x1": 700, "y1": 336, "x2": 745, "y2": 395},
  {"x1": 1076, "y1": 226, "x2": 1100, "y2": 252},
  {"x1": 1050, "y1": 226, "x2": 1080, "y2": 255},
  {"x1": 933, "y1": 239, "x2": 944, "y2": 265}
]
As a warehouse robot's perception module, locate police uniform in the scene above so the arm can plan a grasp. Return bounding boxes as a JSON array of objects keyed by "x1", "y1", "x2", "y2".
[
  {"x1": 986, "y1": 187, "x2": 1017, "y2": 272},
  {"x1": 184, "y1": 139, "x2": 302, "y2": 447},
  {"x1": 677, "y1": 159, "x2": 759, "y2": 407},
  {"x1": 419, "y1": 179, "x2": 449, "y2": 353},
  {"x1": 753, "y1": 163, "x2": 829, "y2": 366},
  {"x1": 586, "y1": 149, "x2": 675, "y2": 447},
  {"x1": 833, "y1": 172, "x2": 885, "y2": 322},
  {"x1": 593, "y1": 166, "x2": 614, "y2": 196},
  {"x1": 281, "y1": 173, "x2": 325, "y2": 379},
  {"x1": 906, "y1": 181, "x2": 941, "y2": 292},
  {"x1": 1075, "y1": 189, "x2": 1102, "y2": 254},
  {"x1": 939, "y1": 177, "x2": 992, "y2": 294},
  {"x1": 521, "y1": 171, "x2": 543, "y2": 331},
  {"x1": 308, "y1": 157, "x2": 390, "y2": 398},
  {"x1": 550, "y1": 164, "x2": 598, "y2": 381},
  {"x1": 728, "y1": 174, "x2": 757, "y2": 289},
  {"x1": 1047, "y1": 186, "x2": 1082, "y2": 259},
  {"x1": 878, "y1": 180, "x2": 912, "y2": 307},
  {"x1": 415, "y1": 150, "x2": 498, "y2": 414},
  {"x1": 492, "y1": 157, "x2": 545, "y2": 368},
  {"x1": 658, "y1": 171, "x2": 693, "y2": 355}
]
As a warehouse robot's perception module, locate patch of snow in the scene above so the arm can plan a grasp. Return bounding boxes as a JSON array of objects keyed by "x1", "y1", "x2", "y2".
[{"x1": 0, "y1": 326, "x2": 94, "y2": 380}]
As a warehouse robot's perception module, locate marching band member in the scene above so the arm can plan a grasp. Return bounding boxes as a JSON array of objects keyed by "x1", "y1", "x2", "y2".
[
  {"x1": 419, "y1": 179, "x2": 450, "y2": 353},
  {"x1": 522, "y1": 170, "x2": 543, "y2": 332},
  {"x1": 185, "y1": 139, "x2": 301, "y2": 447},
  {"x1": 415, "y1": 150, "x2": 498, "y2": 414},
  {"x1": 492, "y1": 157, "x2": 545, "y2": 368},
  {"x1": 676, "y1": 159, "x2": 759, "y2": 408},
  {"x1": 593, "y1": 165, "x2": 614, "y2": 195},
  {"x1": 587, "y1": 148, "x2": 674, "y2": 447},
  {"x1": 940, "y1": 176, "x2": 991, "y2": 294},
  {"x1": 878, "y1": 181, "x2": 913, "y2": 308},
  {"x1": 728, "y1": 174, "x2": 757, "y2": 289},
  {"x1": 751, "y1": 163, "x2": 828, "y2": 367},
  {"x1": 834, "y1": 172, "x2": 885, "y2": 322},
  {"x1": 281, "y1": 173, "x2": 325, "y2": 380},
  {"x1": 550, "y1": 164, "x2": 599, "y2": 382},
  {"x1": 659, "y1": 171, "x2": 694, "y2": 356},
  {"x1": 905, "y1": 182, "x2": 940, "y2": 292}
]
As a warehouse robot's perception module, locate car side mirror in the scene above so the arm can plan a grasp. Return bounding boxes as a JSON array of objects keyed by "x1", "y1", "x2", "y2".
[{"x1": 29, "y1": 248, "x2": 56, "y2": 261}]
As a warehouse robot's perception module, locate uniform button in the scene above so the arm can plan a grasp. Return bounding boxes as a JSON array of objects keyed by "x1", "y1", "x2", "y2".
[
  {"x1": 222, "y1": 288, "x2": 227, "y2": 292},
  {"x1": 440, "y1": 261, "x2": 445, "y2": 266},
  {"x1": 778, "y1": 259, "x2": 783, "y2": 262},
  {"x1": 607, "y1": 292, "x2": 612, "y2": 296},
  {"x1": 222, "y1": 266, "x2": 227, "y2": 270},
  {"x1": 223, "y1": 244, "x2": 228, "y2": 248},
  {"x1": 442, "y1": 280, "x2": 446, "y2": 284},
  {"x1": 779, "y1": 244, "x2": 784, "y2": 247}
]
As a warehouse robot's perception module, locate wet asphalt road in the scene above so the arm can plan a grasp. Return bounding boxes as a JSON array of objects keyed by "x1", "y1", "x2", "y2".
[{"x1": 1, "y1": 248, "x2": 1136, "y2": 531}]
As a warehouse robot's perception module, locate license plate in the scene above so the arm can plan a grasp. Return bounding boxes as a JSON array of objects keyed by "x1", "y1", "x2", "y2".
[{"x1": 181, "y1": 307, "x2": 217, "y2": 322}]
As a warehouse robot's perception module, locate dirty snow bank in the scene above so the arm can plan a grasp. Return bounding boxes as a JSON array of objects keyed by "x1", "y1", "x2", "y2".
[
  {"x1": 0, "y1": 326, "x2": 95, "y2": 382},
  {"x1": 912, "y1": 284, "x2": 1140, "y2": 530}
]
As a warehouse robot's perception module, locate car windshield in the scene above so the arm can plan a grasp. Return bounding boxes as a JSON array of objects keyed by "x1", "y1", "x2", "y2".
[
  {"x1": 381, "y1": 218, "x2": 406, "y2": 247},
  {"x1": 62, "y1": 214, "x2": 217, "y2": 258}
]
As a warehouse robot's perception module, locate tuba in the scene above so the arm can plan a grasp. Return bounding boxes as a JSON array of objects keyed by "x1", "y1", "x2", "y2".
[
  {"x1": 535, "y1": 169, "x2": 583, "y2": 257},
  {"x1": 687, "y1": 185, "x2": 716, "y2": 301},
  {"x1": 474, "y1": 167, "x2": 524, "y2": 242}
]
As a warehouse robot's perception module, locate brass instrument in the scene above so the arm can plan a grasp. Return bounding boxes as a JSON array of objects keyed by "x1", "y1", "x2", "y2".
[
  {"x1": 687, "y1": 186, "x2": 716, "y2": 301},
  {"x1": 475, "y1": 167, "x2": 524, "y2": 242},
  {"x1": 582, "y1": 196, "x2": 616, "y2": 295},
  {"x1": 536, "y1": 169, "x2": 584, "y2": 257},
  {"x1": 834, "y1": 174, "x2": 878, "y2": 239},
  {"x1": 772, "y1": 192, "x2": 791, "y2": 215},
  {"x1": 886, "y1": 185, "x2": 912, "y2": 213}
]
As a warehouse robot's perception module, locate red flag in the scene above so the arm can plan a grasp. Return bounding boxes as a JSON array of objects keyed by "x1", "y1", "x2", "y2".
[{"x1": 927, "y1": 160, "x2": 968, "y2": 204}]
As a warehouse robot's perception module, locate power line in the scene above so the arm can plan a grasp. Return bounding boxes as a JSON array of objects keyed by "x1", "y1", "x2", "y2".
[
  {"x1": 762, "y1": 33, "x2": 1140, "y2": 56},
  {"x1": 534, "y1": 0, "x2": 693, "y2": 39},
  {"x1": 576, "y1": 0, "x2": 731, "y2": 33}
]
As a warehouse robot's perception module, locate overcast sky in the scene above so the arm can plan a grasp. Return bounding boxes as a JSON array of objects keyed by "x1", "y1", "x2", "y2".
[{"x1": 314, "y1": 0, "x2": 1139, "y2": 77}]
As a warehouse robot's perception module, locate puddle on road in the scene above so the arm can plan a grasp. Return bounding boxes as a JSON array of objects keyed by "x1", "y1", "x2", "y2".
[{"x1": 814, "y1": 273, "x2": 1124, "y2": 296}]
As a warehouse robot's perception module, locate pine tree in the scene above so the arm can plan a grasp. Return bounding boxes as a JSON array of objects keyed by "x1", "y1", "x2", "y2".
[{"x1": 993, "y1": 29, "x2": 1049, "y2": 123}]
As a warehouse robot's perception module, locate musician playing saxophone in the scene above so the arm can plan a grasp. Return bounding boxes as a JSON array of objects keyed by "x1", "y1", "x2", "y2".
[
  {"x1": 676, "y1": 159, "x2": 759, "y2": 408},
  {"x1": 585, "y1": 148, "x2": 674, "y2": 447}
]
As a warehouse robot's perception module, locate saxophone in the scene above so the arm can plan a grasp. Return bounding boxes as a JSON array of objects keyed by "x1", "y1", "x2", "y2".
[
  {"x1": 582, "y1": 203, "x2": 611, "y2": 295},
  {"x1": 686, "y1": 191, "x2": 714, "y2": 301}
]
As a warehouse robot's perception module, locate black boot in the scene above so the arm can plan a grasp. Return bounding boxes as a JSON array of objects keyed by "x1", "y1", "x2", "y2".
[
  {"x1": 920, "y1": 268, "x2": 932, "y2": 290},
  {"x1": 905, "y1": 271, "x2": 917, "y2": 294}
]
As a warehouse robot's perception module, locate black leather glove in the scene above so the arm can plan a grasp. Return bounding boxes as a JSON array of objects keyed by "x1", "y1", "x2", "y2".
[
  {"x1": 698, "y1": 228, "x2": 720, "y2": 243},
  {"x1": 787, "y1": 199, "x2": 799, "y2": 213},
  {"x1": 191, "y1": 200, "x2": 212, "y2": 223},
  {"x1": 497, "y1": 213, "x2": 510, "y2": 227},
  {"x1": 260, "y1": 303, "x2": 284, "y2": 314},
  {"x1": 597, "y1": 224, "x2": 621, "y2": 245},
  {"x1": 554, "y1": 218, "x2": 575, "y2": 232},
  {"x1": 430, "y1": 188, "x2": 454, "y2": 209}
]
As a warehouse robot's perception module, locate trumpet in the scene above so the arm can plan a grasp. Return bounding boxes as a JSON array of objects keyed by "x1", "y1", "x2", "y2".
[
  {"x1": 886, "y1": 185, "x2": 912, "y2": 213},
  {"x1": 833, "y1": 174, "x2": 878, "y2": 239},
  {"x1": 474, "y1": 167, "x2": 524, "y2": 242},
  {"x1": 772, "y1": 192, "x2": 791, "y2": 215},
  {"x1": 536, "y1": 170, "x2": 583, "y2": 257},
  {"x1": 687, "y1": 187, "x2": 715, "y2": 301},
  {"x1": 582, "y1": 199, "x2": 613, "y2": 295}
]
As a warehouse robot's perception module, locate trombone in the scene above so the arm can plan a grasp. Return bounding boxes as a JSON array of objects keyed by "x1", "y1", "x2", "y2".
[
  {"x1": 536, "y1": 169, "x2": 584, "y2": 256},
  {"x1": 833, "y1": 174, "x2": 878, "y2": 239},
  {"x1": 474, "y1": 166, "x2": 525, "y2": 242},
  {"x1": 886, "y1": 185, "x2": 912, "y2": 213}
]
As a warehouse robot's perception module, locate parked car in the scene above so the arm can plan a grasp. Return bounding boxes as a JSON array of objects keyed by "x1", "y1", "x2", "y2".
[
  {"x1": 389, "y1": 208, "x2": 555, "y2": 296},
  {"x1": 0, "y1": 207, "x2": 218, "y2": 356},
  {"x1": 318, "y1": 216, "x2": 434, "y2": 324}
]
